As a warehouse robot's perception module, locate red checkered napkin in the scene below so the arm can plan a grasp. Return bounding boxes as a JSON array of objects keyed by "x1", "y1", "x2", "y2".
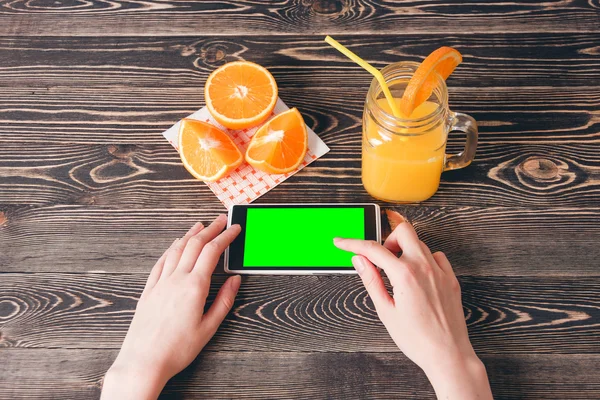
[{"x1": 162, "y1": 98, "x2": 330, "y2": 208}]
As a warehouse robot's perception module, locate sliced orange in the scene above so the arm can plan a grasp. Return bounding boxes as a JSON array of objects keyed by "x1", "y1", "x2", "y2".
[
  {"x1": 399, "y1": 47, "x2": 462, "y2": 117},
  {"x1": 178, "y1": 119, "x2": 243, "y2": 182},
  {"x1": 205, "y1": 61, "x2": 278, "y2": 130},
  {"x1": 245, "y1": 108, "x2": 308, "y2": 174}
]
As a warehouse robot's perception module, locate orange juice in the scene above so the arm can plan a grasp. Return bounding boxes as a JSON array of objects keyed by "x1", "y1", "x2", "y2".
[
  {"x1": 362, "y1": 98, "x2": 446, "y2": 202},
  {"x1": 323, "y1": 40, "x2": 477, "y2": 203}
]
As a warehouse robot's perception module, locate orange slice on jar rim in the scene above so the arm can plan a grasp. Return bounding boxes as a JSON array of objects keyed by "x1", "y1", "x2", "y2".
[
  {"x1": 205, "y1": 61, "x2": 278, "y2": 130},
  {"x1": 399, "y1": 47, "x2": 462, "y2": 117},
  {"x1": 178, "y1": 119, "x2": 243, "y2": 182},
  {"x1": 245, "y1": 108, "x2": 308, "y2": 174}
]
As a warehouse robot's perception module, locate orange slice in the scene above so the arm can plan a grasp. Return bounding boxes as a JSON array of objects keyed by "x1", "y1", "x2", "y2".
[
  {"x1": 178, "y1": 119, "x2": 243, "y2": 182},
  {"x1": 399, "y1": 47, "x2": 462, "y2": 117},
  {"x1": 205, "y1": 61, "x2": 278, "y2": 130},
  {"x1": 245, "y1": 108, "x2": 308, "y2": 174}
]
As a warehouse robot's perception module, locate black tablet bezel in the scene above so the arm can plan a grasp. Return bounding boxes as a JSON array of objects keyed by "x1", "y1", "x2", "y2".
[{"x1": 226, "y1": 203, "x2": 379, "y2": 272}]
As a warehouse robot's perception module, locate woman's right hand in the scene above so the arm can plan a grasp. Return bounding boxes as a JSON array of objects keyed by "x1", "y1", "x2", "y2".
[{"x1": 334, "y1": 212, "x2": 493, "y2": 400}]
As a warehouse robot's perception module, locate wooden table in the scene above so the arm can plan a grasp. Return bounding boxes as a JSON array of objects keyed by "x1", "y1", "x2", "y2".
[{"x1": 1, "y1": 1, "x2": 599, "y2": 399}]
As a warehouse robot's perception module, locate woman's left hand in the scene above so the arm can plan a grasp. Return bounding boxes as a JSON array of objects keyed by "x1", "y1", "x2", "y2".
[{"x1": 101, "y1": 215, "x2": 241, "y2": 400}]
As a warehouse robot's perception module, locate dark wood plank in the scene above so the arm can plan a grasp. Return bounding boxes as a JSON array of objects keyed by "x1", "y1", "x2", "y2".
[
  {"x1": 1, "y1": 0, "x2": 599, "y2": 36},
  {"x1": 1, "y1": 140, "x2": 599, "y2": 208},
  {"x1": 3, "y1": 349, "x2": 600, "y2": 399},
  {"x1": 166, "y1": 353, "x2": 600, "y2": 399},
  {"x1": 1, "y1": 83, "x2": 598, "y2": 208},
  {"x1": 1, "y1": 84, "x2": 598, "y2": 146},
  {"x1": 1, "y1": 274, "x2": 599, "y2": 353},
  {"x1": 1, "y1": 35, "x2": 599, "y2": 92},
  {"x1": 1, "y1": 2, "x2": 597, "y2": 399},
  {"x1": 1, "y1": 205, "x2": 599, "y2": 275}
]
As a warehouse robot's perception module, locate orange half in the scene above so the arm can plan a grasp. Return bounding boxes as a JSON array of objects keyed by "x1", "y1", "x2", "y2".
[
  {"x1": 178, "y1": 119, "x2": 243, "y2": 182},
  {"x1": 245, "y1": 108, "x2": 308, "y2": 174},
  {"x1": 399, "y1": 47, "x2": 462, "y2": 117},
  {"x1": 205, "y1": 61, "x2": 278, "y2": 130}
]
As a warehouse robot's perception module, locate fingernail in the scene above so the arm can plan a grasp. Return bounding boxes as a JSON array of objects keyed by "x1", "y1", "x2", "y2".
[
  {"x1": 188, "y1": 222, "x2": 202, "y2": 233},
  {"x1": 352, "y1": 255, "x2": 366, "y2": 274},
  {"x1": 218, "y1": 214, "x2": 227, "y2": 221},
  {"x1": 386, "y1": 210, "x2": 407, "y2": 231},
  {"x1": 231, "y1": 275, "x2": 242, "y2": 290},
  {"x1": 333, "y1": 237, "x2": 342, "y2": 244},
  {"x1": 196, "y1": 222, "x2": 204, "y2": 229}
]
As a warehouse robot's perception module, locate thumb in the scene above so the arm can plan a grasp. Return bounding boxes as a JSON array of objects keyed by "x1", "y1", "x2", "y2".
[
  {"x1": 352, "y1": 255, "x2": 394, "y2": 314},
  {"x1": 201, "y1": 275, "x2": 241, "y2": 337}
]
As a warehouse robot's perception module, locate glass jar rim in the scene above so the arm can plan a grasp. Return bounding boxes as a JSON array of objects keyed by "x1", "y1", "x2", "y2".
[{"x1": 367, "y1": 61, "x2": 448, "y2": 126}]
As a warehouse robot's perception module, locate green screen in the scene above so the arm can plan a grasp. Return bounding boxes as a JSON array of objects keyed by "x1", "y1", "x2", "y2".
[{"x1": 243, "y1": 207, "x2": 365, "y2": 267}]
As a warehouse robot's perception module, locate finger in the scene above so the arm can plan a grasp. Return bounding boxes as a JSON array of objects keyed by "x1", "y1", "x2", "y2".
[
  {"x1": 200, "y1": 275, "x2": 241, "y2": 338},
  {"x1": 418, "y1": 240, "x2": 440, "y2": 272},
  {"x1": 178, "y1": 215, "x2": 230, "y2": 274},
  {"x1": 352, "y1": 256, "x2": 394, "y2": 313},
  {"x1": 432, "y1": 251, "x2": 455, "y2": 277},
  {"x1": 383, "y1": 220, "x2": 421, "y2": 256},
  {"x1": 143, "y1": 238, "x2": 178, "y2": 294},
  {"x1": 334, "y1": 238, "x2": 407, "y2": 285},
  {"x1": 193, "y1": 224, "x2": 242, "y2": 277},
  {"x1": 385, "y1": 209, "x2": 406, "y2": 232},
  {"x1": 160, "y1": 221, "x2": 204, "y2": 279},
  {"x1": 419, "y1": 241, "x2": 431, "y2": 255},
  {"x1": 382, "y1": 210, "x2": 407, "y2": 254}
]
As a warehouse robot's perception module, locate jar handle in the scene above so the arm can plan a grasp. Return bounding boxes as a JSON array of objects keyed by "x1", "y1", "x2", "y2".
[{"x1": 444, "y1": 111, "x2": 478, "y2": 171}]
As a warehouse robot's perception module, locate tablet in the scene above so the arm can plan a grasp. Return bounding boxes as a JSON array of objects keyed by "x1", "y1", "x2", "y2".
[{"x1": 225, "y1": 203, "x2": 381, "y2": 275}]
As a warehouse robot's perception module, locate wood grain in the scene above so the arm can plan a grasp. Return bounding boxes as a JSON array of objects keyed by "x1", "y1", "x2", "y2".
[
  {"x1": 1, "y1": 84, "x2": 598, "y2": 208},
  {"x1": 1, "y1": 35, "x2": 599, "y2": 92},
  {"x1": 2, "y1": 349, "x2": 600, "y2": 399},
  {"x1": 1, "y1": 140, "x2": 599, "y2": 208},
  {"x1": 2, "y1": 0, "x2": 599, "y2": 397},
  {"x1": 1, "y1": 274, "x2": 599, "y2": 353},
  {"x1": 1, "y1": 0, "x2": 599, "y2": 36},
  {"x1": 1, "y1": 205, "x2": 599, "y2": 275},
  {"x1": 1, "y1": 84, "x2": 598, "y2": 146}
]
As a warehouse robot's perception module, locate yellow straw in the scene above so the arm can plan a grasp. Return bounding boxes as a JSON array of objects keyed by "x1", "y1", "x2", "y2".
[{"x1": 324, "y1": 35, "x2": 401, "y2": 118}]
